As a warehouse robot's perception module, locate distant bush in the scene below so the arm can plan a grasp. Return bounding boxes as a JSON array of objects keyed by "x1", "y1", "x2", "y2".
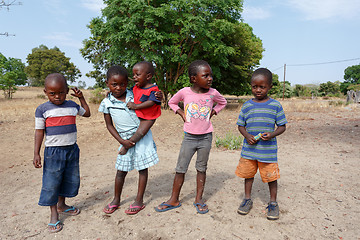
[
  {"x1": 215, "y1": 132, "x2": 242, "y2": 150},
  {"x1": 328, "y1": 100, "x2": 347, "y2": 107},
  {"x1": 90, "y1": 88, "x2": 105, "y2": 104},
  {"x1": 36, "y1": 94, "x2": 46, "y2": 99}
]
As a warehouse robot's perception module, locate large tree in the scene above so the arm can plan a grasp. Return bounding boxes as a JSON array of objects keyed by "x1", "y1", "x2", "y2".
[
  {"x1": 210, "y1": 22, "x2": 263, "y2": 96},
  {"x1": 0, "y1": 53, "x2": 27, "y2": 99},
  {"x1": 340, "y1": 64, "x2": 360, "y2": 94},
  {"x1": 81, "y1": 0, "x2": 262, "y2": 102},
  {"x1": 25, "y1": 45, "x2": 81, "y2": 86}
]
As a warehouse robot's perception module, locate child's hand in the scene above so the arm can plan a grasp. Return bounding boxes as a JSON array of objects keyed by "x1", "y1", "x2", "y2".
[
  {"x1": 154, "y1": 90, "x2": 163, "y2": 101},
  {"x1": 176, "y1": 109, "x2": 186, "y2": 122},
  {"x1": 71, "y1": 87, "x2": 84, "y2": 98},
  {"x1": 245, "y1": 135, "x2": 257, "y2": 145},
  {"x1": 210, "y1": 109, "x2": 217, "y2": 119},
  {"x1": 261, "y1": 132, "x2": 272, "y2": 141},
  {"x1": 33, "y1": 155, "x2": 42, "y2": 168},
  {"x1": 127, "y1": 102, "x2": 137, "y2": 110},
  {"x1": 121, "y1": 139, "x2": 135, "y2": 149}
]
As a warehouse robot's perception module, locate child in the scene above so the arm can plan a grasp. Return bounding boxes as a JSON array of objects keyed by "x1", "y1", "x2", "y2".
[
  {"x1": 236, "y1": 68, "x2": 287, "y2": 220},
  {"x1": 121, "y1": 61, "x2": 161, "y2": 155},
  {"x1": 99, "y1": 65, "x2": 159, "y2": 215},
  {"x1": 33, "y1": 73, "x2": 91, "y2": 233},
  {"x1": 155, "y1": 60, "x2": 227, "y2": 214}
]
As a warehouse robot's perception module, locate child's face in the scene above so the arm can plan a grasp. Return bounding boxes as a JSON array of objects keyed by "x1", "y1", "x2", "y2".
[
  {"x1": 44, "y1": 81, "x2": 68, "y2": 105},
  {"x1": 107, "y1": 74, "x2": 128, "y2": 99},
  {"x1": 192, "y1": 65, "x2": 213, "y2": 90},
  {"x1": 251, "y1": 75, "x2": 272, "y2": 101},
  {"x1": 132, "y1": 64, "x2": 151, "y2": 88}
]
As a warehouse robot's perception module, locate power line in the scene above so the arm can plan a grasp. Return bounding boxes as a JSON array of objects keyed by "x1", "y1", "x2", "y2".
[
  {"x1": 288, "y1": 57, "x2": 360, "y2": 67},
  {"x1": 272, "y1": 57, "x2": 360, "y2": 72}
]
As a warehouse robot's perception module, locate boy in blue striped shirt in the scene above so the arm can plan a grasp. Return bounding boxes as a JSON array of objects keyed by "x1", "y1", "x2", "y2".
[{"x1": 236, "y1": 68, "x2": 287, "y2": 220}]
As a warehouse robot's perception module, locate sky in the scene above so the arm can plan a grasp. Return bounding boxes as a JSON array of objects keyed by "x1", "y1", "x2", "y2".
[{"x1": 1, "y1": 0, "x2": 360, "y2": 87}]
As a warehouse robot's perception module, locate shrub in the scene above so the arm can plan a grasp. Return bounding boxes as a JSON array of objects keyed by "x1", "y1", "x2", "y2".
[
  {"x1": 90, "y1": 88, "x2": 105, "y2": 104},
  {"x1": 215, "y1": 132, "x2": 242, "y2": 150}
]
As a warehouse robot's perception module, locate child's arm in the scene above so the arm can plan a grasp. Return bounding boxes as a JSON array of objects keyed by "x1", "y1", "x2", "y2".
[
  {"x1": 127, "y1": 100, "x2": 155, "y2": 110},
  {"x1": 175, "y1": 109, "x2": 186, "y2": 122},
  {"x1": 71, "y1": 87, "x2": 91, "y2": 117},
  {"x1": 127, "y1": 90, "x2": 163, "y2": 110},
  {"x1": 103, "y1": 113, "x2": 135, "y2": 150},
  {"x1": 33, "y1": 129, "x2": 45, "y2": 168},
  {"x1": 238, "y1": 125, "x2": 258, "y2": 145},
  {"x1": 261, "y1": 125, "x2": 286, "y2": 141},
  {"x1": 211, "y1": 91, "x2": 227, "y2": 119}
]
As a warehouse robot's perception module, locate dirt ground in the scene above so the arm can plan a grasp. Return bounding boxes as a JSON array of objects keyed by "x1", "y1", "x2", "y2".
[{"x1": 0, "y1": 87, "x2": 359, "y2": 240}]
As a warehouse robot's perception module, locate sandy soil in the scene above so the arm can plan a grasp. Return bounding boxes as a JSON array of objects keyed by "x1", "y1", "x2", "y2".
[{"x1": 0, "y1": 87, "x2": 359, "y2": 240}]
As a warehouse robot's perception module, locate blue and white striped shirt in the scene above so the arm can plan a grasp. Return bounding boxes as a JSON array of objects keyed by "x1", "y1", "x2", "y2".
[{"x1": 237, "y1": 98, "x2": 287, "y2": 163}]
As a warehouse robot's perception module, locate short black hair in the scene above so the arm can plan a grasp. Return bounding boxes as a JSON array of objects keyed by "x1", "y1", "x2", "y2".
[
  {"x1": 188, "y1": 60, "x2": 210, "y2": 80},
  {"x1": 44, "y1": 73, "x2": 68, "y2": 88},
  {"x1": 106, "y1": 65, "x2": 128, "y2": 81},
  {"x1": 134, "y1": 61, "x2": 155, "y2": 76},
  {"x1": 252, "y1": 68, "x2": 273, "y2": 85}
]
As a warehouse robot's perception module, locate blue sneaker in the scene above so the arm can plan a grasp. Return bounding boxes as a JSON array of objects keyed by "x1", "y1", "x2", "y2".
[
  {"x1": 237, "y1": 199, "x2": 253, "y2": 215},
  {"x1": 266, "y1": 201, "x2": 279, "y2": 220}
]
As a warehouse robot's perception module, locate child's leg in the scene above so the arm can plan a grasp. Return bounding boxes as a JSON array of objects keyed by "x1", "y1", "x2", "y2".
[
  {"x1": 104, "y1": 170, "x2": 127, "y2": 212},
  {"x1": 49, "y1": 204, "x2": 61, "y2": 231},
  {"x1": 244, "y1": 177, "x2": 254, "y2": 199},
  {"x1": 194, "y1": 170, "x2": 207, "y2": 212},
  {"x1": 57, "y1": 196, "x2": 81, "y2": 215},
  {"x1": 119, "y1": 119, "x2": 155, "y2": 155},
  {"x1": 268, "y1": 180, "x2": 277, "y2": 202},
  {"x1": 155, "y1": 172, "x2": 185, "y2": 210},
  {"x1": 126, "y1": 168, "x2": 148, "y2": 213}
]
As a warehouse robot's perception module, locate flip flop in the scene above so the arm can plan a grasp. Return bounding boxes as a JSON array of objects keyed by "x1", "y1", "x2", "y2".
[
  {"x1": 125, "y1": 204, "x2": 145, "y2": 215},
  {"x1": 59, "y1": 206, "x2": 81, "y2": 216},
  {"x1": 154, "y1": 202, "x2": 182, "y2": 212},
  {"x1": 103, "y1": 204, "x2": 120, "y2": 214},
  {"x1": 193, "y1": 202, "x2": 209, "y2": 214},
  {"x1": 48, "y1": 221, "x2": 63, "y2": 233}
]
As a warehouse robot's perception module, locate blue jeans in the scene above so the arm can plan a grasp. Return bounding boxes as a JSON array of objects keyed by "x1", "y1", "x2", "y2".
[
  {"x1": 175, "y1": 132, "x2": 212, "y2": 173},
  {"x1": 38, "y1": 144, "x2": 80, "y2": 206}
]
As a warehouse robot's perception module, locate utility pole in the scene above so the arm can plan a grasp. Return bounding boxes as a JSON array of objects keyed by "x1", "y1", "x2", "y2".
[{"x1": 282, "y1": 63, "x2": 286, "y2": 100}]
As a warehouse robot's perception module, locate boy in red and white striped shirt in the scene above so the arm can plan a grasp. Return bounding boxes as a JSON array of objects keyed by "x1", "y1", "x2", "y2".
[{"x1": 33, "y1": 73, "x2": 90, "y2": 233}]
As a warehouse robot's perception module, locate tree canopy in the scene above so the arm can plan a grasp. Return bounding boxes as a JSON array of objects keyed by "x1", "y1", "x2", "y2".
[
  {"x1": 0, "y1": 53, "x2": 27, "y2": 99},
  {"x1": 341, "y1": 64, "x2": 360, "y2": 94},
  {"x1": 81, "y1": 0, "x2": 263, "y2": 99},
  {"x1": 25, "y1": 45, "x2": 81, "y2": 86}
]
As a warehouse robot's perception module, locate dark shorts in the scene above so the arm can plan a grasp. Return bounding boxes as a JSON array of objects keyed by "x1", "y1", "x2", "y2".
[
  {"x1": 175, "y1": 132, "x2": 212, "y2": 173},
  {"x1": 38, "y1": 144, "x2": 80, "y2": 206}
]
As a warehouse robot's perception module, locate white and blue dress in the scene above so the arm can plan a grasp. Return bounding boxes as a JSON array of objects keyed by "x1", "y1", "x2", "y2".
[{"x1": 98, "y1": 90, "x2": 159, "y2": 171}]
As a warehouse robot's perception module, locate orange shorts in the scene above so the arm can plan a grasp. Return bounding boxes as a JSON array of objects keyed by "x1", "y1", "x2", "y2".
[{"x1": 235, "y1": 158, "x2": 280, "y2": 183}]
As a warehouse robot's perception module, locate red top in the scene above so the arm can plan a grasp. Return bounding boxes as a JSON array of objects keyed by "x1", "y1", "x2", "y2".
[{"x1": 132, "y1": 84, "x2": 161, "y2": 120}]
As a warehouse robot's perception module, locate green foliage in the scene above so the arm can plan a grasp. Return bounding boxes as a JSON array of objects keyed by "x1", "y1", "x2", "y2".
[
  {"x1": 209, "y1": 22, "x2": 263, "y2": 96},
  {"x1": 89, "y1": 87, "x2": 106, "y2": 104},
  {"x1": 77, "y1": 80, "x2": 87, "y2": 89},
  {"x1": 319, "y1": 81, "x2": 341, "y2": 97},
  {"x1": 347, "y1": 84, "x2": 360, "y2": 92},
  {"x1": 293, "y1": 84, "x2": 312, "y2": 97},
  {"x1": 80, "y1": 0, "x2": 262, "y2": 104},
  {"x1": 215, "y1": 132, "x2": 243, "y2": 150},
  {"x1": 269, "y1": 74, "x2": 292, "y2": 98},
  {"x1": 328, "y1": 100, "x2": 346, "y2": 107},
  {"x1": 25, "y1": 45, "x2": 81, "y2": 86},
  {"x1": 340, "y1": 64, "x2": 360, "y2": 94},
  {"x1": 0, "y1": 53, "x2": 27, "y2": 99}
]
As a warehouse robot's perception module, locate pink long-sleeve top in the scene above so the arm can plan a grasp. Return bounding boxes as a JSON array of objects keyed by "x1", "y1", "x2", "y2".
[{"x1": 168, "y1": 87, "x2": 227, "y2": 135}]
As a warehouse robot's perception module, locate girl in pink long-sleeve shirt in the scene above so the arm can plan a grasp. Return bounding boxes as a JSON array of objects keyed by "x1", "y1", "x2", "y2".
[{"x1": 155, "y1": 60, "x2": 227, "y2": 214}]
